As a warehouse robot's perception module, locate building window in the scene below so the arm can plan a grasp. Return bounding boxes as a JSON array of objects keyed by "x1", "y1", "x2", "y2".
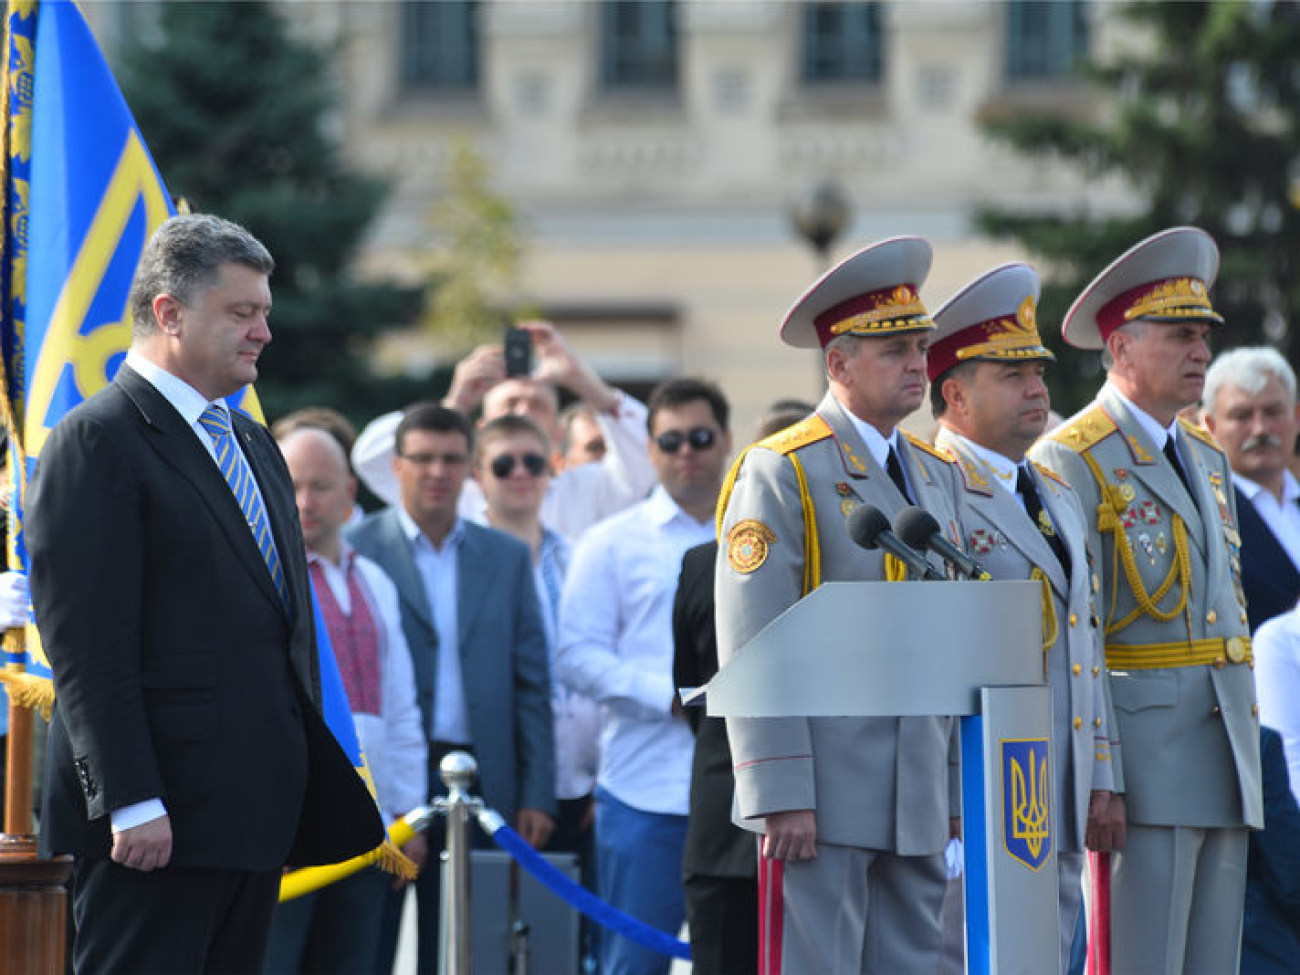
[
  {"x1": 1006, "y1": 0, "x2": 1089, "y2": 82},
  {"x1": 802, "y1": 2, "x2": 884, "y2": 85},
  {"x1": 600, "y1": 0, "x2": 678, "y2": 92},
  {"x1": 400, "y1": 0, "x2": 478, "y2": 92}
]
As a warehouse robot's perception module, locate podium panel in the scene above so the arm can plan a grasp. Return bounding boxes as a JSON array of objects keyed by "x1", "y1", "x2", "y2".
[{"x1": 704, "y1": 580, "x2": 1042, "y2": 717}]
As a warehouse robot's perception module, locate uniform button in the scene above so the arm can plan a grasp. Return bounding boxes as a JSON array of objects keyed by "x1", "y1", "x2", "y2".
[
  {"x1": 1240, "y1": 612, "x2": 1249, "y2": 625},
  {"x1": 1073, "y1": 717, "x2": 1082, "y2": 730},
  {"x1": 1206, "y1": 610, "x2": 1217, "y2": 624},
  {"x1": 1093, "y1": 666, "x2": 1100, "y2": 677},
  {"x1": 1211, "y1": 706, "x2": 1221, "y2": 716},
  {"x1": 1070, "y1": 613, "x2": 1078, "y2": 627},
  {"x1": 1094, "y1": 717, "x2": 1102, "y2": 728},
  {"x1": 1213, "y1": 657, "x2": 1226, "y2": 669},
  {"x1": 1073, "y1": 664, "x2": 1082, "y2": 676},
  {"x1": 1253, "y1": 703, "x2": 1260, "y2": 717}
]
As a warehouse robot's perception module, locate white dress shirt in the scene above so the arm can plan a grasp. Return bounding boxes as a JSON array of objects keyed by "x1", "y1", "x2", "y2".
[
  {"x1": 394, "y1": 507, "x2": 471, "y2": 744},
  {"x1": 1233, "y1": 470, "x2": 1300, "y2": 574},
  {"x1": 351, "y1": 393, "x2": 656, "y2": 543},
  {"x1": 310, "y1": 546, "x2": 428, "y2": 821},
  {"x1": 556, "y1": 486, "x2": 713, "y2": 816},
  {"x1": 1253, "y1": 606, "x2": 1300, "y2": 805}
]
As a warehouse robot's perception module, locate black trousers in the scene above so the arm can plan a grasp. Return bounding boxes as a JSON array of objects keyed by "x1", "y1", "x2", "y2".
[
  {"x1": 71, "y1": 857, "x2": 279, "y2": 974},
  {"x1": 684, "y1": 872, "x2": 759, "y2": 975}
]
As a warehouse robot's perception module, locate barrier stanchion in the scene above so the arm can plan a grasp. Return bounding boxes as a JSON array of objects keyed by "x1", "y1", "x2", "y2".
[{"x1": 437, "y1": 752, "x2": 481, "y2": 975}]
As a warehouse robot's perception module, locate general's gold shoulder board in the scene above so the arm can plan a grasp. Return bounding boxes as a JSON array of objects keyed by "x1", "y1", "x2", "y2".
[
  {"x1": 1178, "y1": 416, "x2": 1224, "y2": 453},
  {"x1": 760, "y1": 414, "x2": 831, "y2": 456},
  {"x1": 903, "y1": 431, "x2": 950, "y2": 462},
  {"x1": 1032, "y1": 461, "x2": 1069, "y2": 490},
  {"x1": 1046, "y1": 405, "x2": 1117, "y2": 452}
]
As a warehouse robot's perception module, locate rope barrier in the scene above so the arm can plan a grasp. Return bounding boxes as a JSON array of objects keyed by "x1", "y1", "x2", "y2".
[{"x1": 477, "y1": 808, "x2": 692, "y2": 961}]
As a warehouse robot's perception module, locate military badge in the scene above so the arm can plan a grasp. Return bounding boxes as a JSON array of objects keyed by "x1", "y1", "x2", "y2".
[
  {"x1": 969, "y1": 529, "x2": 995, "y2": 555},
  {"x1": 840, "y1": 498, "x2": 858, "y2": 518},
  {"x1": 1002, "y1": 738, "x2": 1051, "y2": 871},
  {"x1": 1138, "y1": 501, "x2": 1161, "y2": 525},
  {"x1": 1154, "y1": 532, "x2": 1168, "y2": 556},
  {"x1": 1114, "y1": 467, "x2": 1129, "y2": 480},
  {"x1": 1119, "y1": 484, "x2": 1136, "y2": 503},
  {"x1": 840, "y1": 442, "x2": 867, "y2": 473},
  {"x1": 836, "y1": 482, "x2": 851, "y2": 496},
  {"x1": 1127, "y1": 436, "x2": 1154, "y2": 464},
  {"x1": 726, "y1": 519, "x2": 776, "y2": 574}
]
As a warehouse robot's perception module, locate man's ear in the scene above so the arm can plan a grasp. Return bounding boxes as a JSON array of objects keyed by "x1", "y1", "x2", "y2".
[{"x1": 153, "y1": 293, "x2": 184, "y2": 335}]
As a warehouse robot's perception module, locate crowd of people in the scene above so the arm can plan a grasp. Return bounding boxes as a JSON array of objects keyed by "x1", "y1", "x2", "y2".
[{"x1": 7, "y1": 211, "x2": 1300, "y2": 975}]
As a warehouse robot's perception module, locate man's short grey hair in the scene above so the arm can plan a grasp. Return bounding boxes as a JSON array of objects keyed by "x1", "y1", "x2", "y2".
[
  {"x1": 1101, "y1": 319, "x2": 1153, "y2": 371},
  {"x1": 129, "y1": 214, "x2": 274, "y2": 338},
  {"x1": 1203, "y1": 346, "x2": 1297, "y2": 415}
]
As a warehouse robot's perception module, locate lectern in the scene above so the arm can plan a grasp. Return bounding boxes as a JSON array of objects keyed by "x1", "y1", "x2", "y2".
[{"x1": 697, "y1": 580, "x2": 1058, "y2": 975}]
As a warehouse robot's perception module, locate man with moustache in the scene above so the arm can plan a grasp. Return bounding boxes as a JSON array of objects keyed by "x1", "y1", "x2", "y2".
[
  {"x1": 929, "y1": 263, "x2": 1124, "y2": 971},
  {"x1": 1032, "y1": 227, "x2": 1262, "y2": 974},
  {"x1": 1202, "y1": 348, "x2": 1300, "y2": 632},
  {"x1": 714, "y1": 238, "x2": 965, "y2": 974},
  {"x1": 27, "y1": 214, "x2": 383, "y2": 973}
]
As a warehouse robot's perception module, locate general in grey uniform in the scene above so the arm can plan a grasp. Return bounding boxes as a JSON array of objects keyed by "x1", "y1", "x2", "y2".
[
  {"x1": 929, "y1": 262, "x2": 1125, "y2": 972},
  {"x1": 715, "y1": 238, "x2": 964, "y2": 975},
  {"x1": 1030, "y1": 227, "x2": 1263, "y2": 975}
]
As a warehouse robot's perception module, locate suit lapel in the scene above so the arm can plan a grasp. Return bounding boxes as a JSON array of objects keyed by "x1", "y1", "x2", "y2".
[
  {"x1": 938, "y1": 432, "x2": 1066, "y2": 596},
  {"x1": 456, "y1": 524, "x2": 488, "y2": 665},
  {"x1": 372, "y1": 509, "x2": 436, "y2": 636},
  {"x1": 116, "y1": 368, "x2": 286, "y2": 617},
  {"x1": 818, "y1": 392, "x2": 909, "y2": 516},
  {"x1": 1099, "y1": 388, "x2": 1207, "y2": 554}
]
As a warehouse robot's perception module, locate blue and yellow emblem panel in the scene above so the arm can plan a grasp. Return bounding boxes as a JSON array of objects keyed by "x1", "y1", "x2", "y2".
[{"x1": 1001, "y1": 738, "x2": 1051, "y2": 871}]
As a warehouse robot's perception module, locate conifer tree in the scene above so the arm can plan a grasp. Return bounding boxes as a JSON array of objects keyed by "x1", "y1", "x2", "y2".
[
  {"x1": 118, "y1": 1, "x2": 424, "y2": 422},
  {"x1": 977, "y1": 0, "x2": 1300, "y2": 412}
]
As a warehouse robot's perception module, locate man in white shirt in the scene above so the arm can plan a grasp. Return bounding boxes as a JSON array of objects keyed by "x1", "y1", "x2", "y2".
[
  {"x1": 1203, "y1": 347, "x2": 1300, "y2": 631},
  {"x1": 351, "y1": 320, "x2": 656, "y2": 542},
  {"x1": 267, "y1": 425, "x2": 428, "y2": 973},
  {"x1": 558, "y1": 378, "x2": 732, "y2": 975}
]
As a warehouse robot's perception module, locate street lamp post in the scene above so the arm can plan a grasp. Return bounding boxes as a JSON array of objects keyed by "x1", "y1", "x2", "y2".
[{"x1": 789, "y1": 180, "x2": 852, "y2": 391}]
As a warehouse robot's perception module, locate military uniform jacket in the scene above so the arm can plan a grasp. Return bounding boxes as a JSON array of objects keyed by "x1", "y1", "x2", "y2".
[
  {"x1": 715, "y1": 391, "x2": 963, "y2": 856},
  {"x1": 1031, "y1": 384, "x2": 1262, "y2": 829},
  {"x1": 936, "y1": 428, "x2": 1117, "y2": 851}
]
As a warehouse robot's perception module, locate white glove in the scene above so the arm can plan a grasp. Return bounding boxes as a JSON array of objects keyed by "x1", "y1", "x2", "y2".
[{"x1": 0, "y1": 570, "x2": 30, "y2": 630}]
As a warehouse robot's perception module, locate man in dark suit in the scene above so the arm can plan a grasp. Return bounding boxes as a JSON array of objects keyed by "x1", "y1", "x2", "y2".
[
  {"x1": 1203, "y1": 347, "x2": 1300, "y2": 631},
  {"x1": 346, "y1": 402, "x2": 555, "y2": 975},
  {"x1": 26, "y1": 214, "x2": 383, "y2": 974}
]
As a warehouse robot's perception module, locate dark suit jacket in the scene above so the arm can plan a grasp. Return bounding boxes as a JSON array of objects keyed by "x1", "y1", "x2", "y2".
[
  {"x1": 672, "y1": 541, "x2": 756, "y2": 880},
  {"x1": 27, "y1": 366, "x2": 382, "y2": 870},
  {"x1": 1237, "y1": 486, "x2": 1300, "y2": 633},
  {"x1": 1242, "y1": 726, "x2": 1300, "y2": 973},
  {"x1": 346, "y1": 507, "x2": 555, "y2": 823}
]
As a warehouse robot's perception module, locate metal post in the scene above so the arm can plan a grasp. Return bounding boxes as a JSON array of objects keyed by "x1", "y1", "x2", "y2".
[{"x1": 437, "y1": 751, "x2": 479, "y2": 975}]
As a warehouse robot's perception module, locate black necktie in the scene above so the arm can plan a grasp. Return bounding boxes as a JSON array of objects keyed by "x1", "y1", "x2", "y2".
[
  {"x1": 887, "y1": 446, "x2": 911, "y2": 503},
  {"x1": 1017, "y1": 465, "x2": 1070, "y2": 576},
  {"x1": 1163, "y1": 436, "x2": 1192, "y2": 495}
]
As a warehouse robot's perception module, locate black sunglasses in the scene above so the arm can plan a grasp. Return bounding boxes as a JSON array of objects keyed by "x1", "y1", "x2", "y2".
[
  {"x1": 490, "y1": 452, "x2": 548, "y2": 478},
  {"x1": 655, "y1": 427, "x2": 717, "y2": 454}
]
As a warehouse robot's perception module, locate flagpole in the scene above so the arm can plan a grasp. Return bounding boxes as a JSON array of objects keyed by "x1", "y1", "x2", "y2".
[{"x1": 0, "y1": 3, "x2": 72, "y2": 972}]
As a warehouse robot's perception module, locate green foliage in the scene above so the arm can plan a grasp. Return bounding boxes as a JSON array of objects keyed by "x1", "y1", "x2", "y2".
[
  {"x1": 420, "y1": 141, "x2": 527, "y2": 350},
  {"x1": 976, "y1": 0, "x2": 1300, "y2": 415},
  {"x1": 117, "y1": 1, "x2": 423, "y2": 424}
]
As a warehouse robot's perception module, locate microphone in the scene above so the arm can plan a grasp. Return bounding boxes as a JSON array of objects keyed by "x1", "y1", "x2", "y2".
[
  {"x1": 846, "y1": 504, "x2": 944, "y2": 581},
  {"x1": 894, "y1": 507, "x2": 992, "y2": 582}
]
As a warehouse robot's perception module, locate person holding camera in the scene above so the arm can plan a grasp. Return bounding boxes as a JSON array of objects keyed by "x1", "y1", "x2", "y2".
[{"x1": 352, "y1": 320, "x2": 655, "y2": 541}]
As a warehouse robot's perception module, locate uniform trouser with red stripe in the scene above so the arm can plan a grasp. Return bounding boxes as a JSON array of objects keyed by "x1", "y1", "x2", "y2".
[{"x1": 757, "y1": 842, "x2": 946, "y2": 974}]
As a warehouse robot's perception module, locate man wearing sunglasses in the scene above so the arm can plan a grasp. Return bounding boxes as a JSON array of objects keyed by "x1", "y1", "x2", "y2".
[
  {"x1": 473, "y1": 414, "x2": 601, "y2": 967},
  {"x1": 558, "y1": 378, "x2": 733, "y2": 975},
  {"x1": 715, "y1": 238, "x2": 966, "y2": 975}
]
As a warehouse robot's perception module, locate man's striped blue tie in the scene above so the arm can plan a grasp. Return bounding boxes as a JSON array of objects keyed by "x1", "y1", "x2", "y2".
[{"x1": 199, "y1": 404, "x2": 289, "y2": 608}]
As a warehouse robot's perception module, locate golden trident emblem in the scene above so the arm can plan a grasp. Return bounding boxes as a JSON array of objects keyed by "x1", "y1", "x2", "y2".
[{"x1": 1010, "y1": 746, "x2": 1050, "y2": 862}]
